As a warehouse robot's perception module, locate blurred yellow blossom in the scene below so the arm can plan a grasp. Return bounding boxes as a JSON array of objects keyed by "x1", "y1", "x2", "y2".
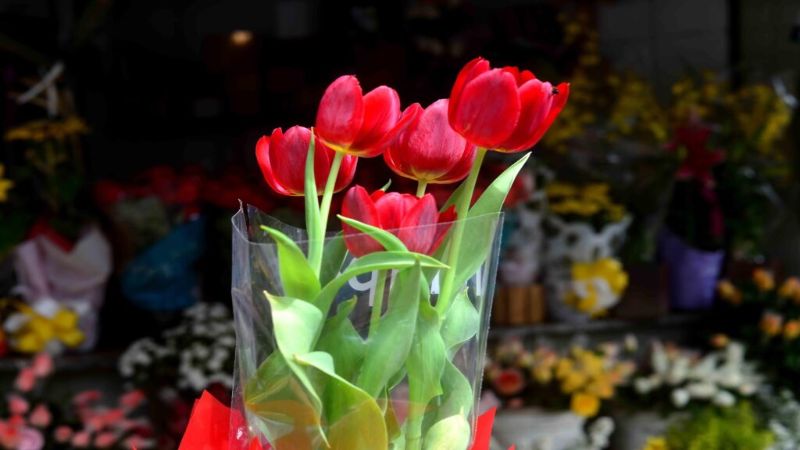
[
  {"x1": 753, "y1": 268, "x2": 775, "y2": 292},
  {"x1": 760, "y1": 312, "x2": 783, "y2": 337},
  {"x1": 778, "y1": 277, "x2": 800, "y2": 299},
  {"x1": 784, "y1": 320, "x2": 800, "y2": 340},
  {"x1": 570, "y1": 393, "x2": 600, "y2": 417},
  {"x1": 642, "y1": 436, "x2": 668, "y2": 450},
  {"x1": 717, "y1": 280, "x2": 742, "y2": 304},
  {"x1": 710, "y1": 333, "x2": 730, "y2": 348},
  {"x1": 0, "y1": 164, "x2": 13, "y2": 202},
  {"x1": 565, "y1": 258, "x2": 628, "y2": 317}
]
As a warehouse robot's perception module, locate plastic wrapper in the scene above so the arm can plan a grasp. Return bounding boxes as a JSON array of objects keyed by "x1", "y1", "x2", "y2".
[{"x1": 229, "y1": 205, "x2": 502, "y2": 450}]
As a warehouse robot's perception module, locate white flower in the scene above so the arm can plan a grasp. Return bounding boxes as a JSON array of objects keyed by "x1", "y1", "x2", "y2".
[
  {"x1": 713, "y1": 390, "x2": 736, "y2": 407},
  {"x1": 671, "y1": 388, "x2": 690, "y2": 408},
  {"x1": 666, "y1": 357, "x2": 690, "y2": 385},
  {"x1": 624, "y1": 334, "x2": 638, "y2": 353},
  {"x1": 634, "y1": 378, "x2": 653, "y2": 394},
  {"x1": 687, "y1": 382, "x2": 717, "y2": 399},
  {"x1": 739, "y1": 383, "x2": 757, "y2": 396}
]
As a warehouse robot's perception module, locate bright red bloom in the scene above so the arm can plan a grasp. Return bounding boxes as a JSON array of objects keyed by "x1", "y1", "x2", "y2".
[
  {"x1": 667, "y1": 123, "x2": 725, "y2": 188},
  {"x1": 384, "y1": 99, "x2": 476, "y2": 184},
  {"x1": 492, "y1": 368, "x2": 526, "y2": 396},
  {"x1": 315, "y1": 75, "x2": 403, "y2": 157},
  {"x1": 340, "y1": 186, "x2": 455, "y2": 257},
  {"x1": 449, "y1": 57, "x2": 569, "y2": 152},
  {"x1": 255, "y1": 126, "x2": 358, "y2": 197}
]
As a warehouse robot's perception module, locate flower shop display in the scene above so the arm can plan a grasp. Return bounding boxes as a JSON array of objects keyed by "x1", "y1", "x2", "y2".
[
  {"x1": 616, "y1": 341, "x2": 763, "y2": 450},
  {"x1": 95, "y1": 166, "x2": 206, "y2": 311},
  {"x1": 118, "y1": 302, "x2": 235, "y2": 449},
  {"x1": 656, "y1": 402, "x2": 773, "y2": 450},
  {"x1": 0, "y1": 353, "x2": 154, "y2": 449},
  {"x1": 484, "y1": 339, "x2": 633, "y2": 450},
  {"x1": 230, "y1": 57, "x2": 569, "y2": 450},
  {"x1": 2, "y1": 297, "x2": 85, "y2": 354},
  {"x1": 757, "y1": 389, "x2": 800, "y2": 450},
  {"x1": 541, "y1": 181, "x2": 631, "y2": 322},
  {"x1": 715, "y1": 269, "x2": 800, "y2": 393}
]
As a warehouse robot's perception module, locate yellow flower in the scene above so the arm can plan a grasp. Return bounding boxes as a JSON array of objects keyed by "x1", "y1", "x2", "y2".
[
  {"x1": 716, "y1": 280, "x2": 742, "y2": 304},
  {"x1": 531, "y1": 365, "x2": 553, "y2": 384},
  {"x1": 784, "y1": 320, "x2": 800, "y2": 340},
  {"x1": 760, "y1": 312, "x2": 783, "y2": 337},
  {"x1": 753, "y1": 268, "x2": 775, "y2": 292},
  {"x1": 555, "y1": 358, "x2": 574, "y2": 378},
  {"x1": 710, "y1": 333, "x2": 729, "y2": 348},
  {"x1": 779, "y1": 277, "x2": 800, "y2": 299},
  {"x1": 9, "y1": 303, "x2": 84, "y2": 353},
  {"x1": 642, "y1": 436, "x2": 668, "y2": 450},
  {"x1": 570, "y1": 393, "x2": 600, "y2": 417},
  {"x1": 0, "y1": 164, "x2": 13, "y2": 202},
  {"x1": 585, "y1": 378, "x2": 614, "y2": 399},
  {"x1": 546, "y1": 182, "x2": 578, "y2": 198}
]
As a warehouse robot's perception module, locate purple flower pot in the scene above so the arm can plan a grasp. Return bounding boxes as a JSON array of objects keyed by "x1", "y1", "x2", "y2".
[{"x1": 659, "y1": 229, "x2": 724, "y2": 310}]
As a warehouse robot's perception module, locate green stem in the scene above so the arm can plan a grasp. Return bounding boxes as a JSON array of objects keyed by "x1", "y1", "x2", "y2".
[
  {"x1": 404, "y1": 403, "x2": 425, "y2": 450},
  {"x1": 305, "y1": 136, "x2": 323, "y2": 274},
  {"x1": 368, "y1": 270, "x2": 388, "y2": 338},
  {"x1": 319, "y1": 152, "x2": 345, "y2": 231},
  {"x1": 416, "y1": 180, "x2": 428, "y2": 197},
  {"x1": 436, "y1": 147, "x2": 488, "y2": 314}
]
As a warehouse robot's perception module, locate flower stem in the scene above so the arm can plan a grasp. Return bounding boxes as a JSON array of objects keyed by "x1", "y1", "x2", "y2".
[
  {"x1": 436, "y1": 147, "x2": 487, "y2": 314},
  {"x1": 319, "y1": 152, "x2": 345, "y2": 231},
  {"x1": 416, "y1": 180, "x2": 428, "y2": 197},
  {"x1": 368, "y1": 270, "x2": 388, "y2": 339},
  {"x1": 404, "y1": 403, "x2": 425, "y2": 450}
]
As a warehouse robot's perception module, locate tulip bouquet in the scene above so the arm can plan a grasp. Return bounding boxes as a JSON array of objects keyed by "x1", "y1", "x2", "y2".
[{"x1": 231, "y1": 57, "x2": 568, "y2": 450}]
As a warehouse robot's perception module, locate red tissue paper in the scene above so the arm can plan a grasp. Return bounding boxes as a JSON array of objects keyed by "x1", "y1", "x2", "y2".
[{"x1": 169, "y1": 390, "x2": 513, "y2": 450}]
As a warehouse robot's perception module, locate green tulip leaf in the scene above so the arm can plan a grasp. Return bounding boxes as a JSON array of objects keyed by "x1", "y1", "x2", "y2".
[
  {"x1": 356, "y1": 263, "x2": 422, "y2": 397},
  {"x1": 316, "y1": 298, "x2": 366, "y2": 382},
  {"x1": 436, "y1": 360, "x2": 474, "y2": 421},
  {"x1": 261, "y1": 226, "x2": 321, "y2": 300},
  {"x1": 294, "y1": 351, "x2": 388, "y2": 450},
  {"x1": 337, "y1": 215, "x2": 408, "y2": 252},
  {"x1": 266, "y1": 291, "x2": 324, "y2": 356},
  {"x1": 422, "y1": 414, "x2": 471, "y2": 450},
  {"x1": 441, "y1": 289, "x2": 480, "y2": 352},
  {"x1": 469, "y1": 152, "x2": 530, "y2": 217},
  {"x1": 315, "y1": 251, "x2": 447, "y2": 316},
  {"x1": 320, "y1": 233, "x2": 347, "y2": 285}
]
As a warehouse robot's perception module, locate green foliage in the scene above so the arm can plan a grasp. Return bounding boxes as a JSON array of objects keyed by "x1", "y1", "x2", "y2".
[{"x1": 665, "y1": 403, "x2": 774, "y2": 450}]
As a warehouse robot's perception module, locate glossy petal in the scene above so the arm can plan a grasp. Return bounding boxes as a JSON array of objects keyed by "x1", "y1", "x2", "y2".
[
  {"x1": 450, "y1": 69, "x2": 521, "y2": 148},
  {"x1": 432, "y1": 142, "x2": 476, "y2": 184},
  {"x1": 520, "y1": 82, "x2": 570, "y2": 151},
  {"x1": 341, "y1": 186, "x2": 384, "y2": 257},
  {"x1": 334, "y1": 154, "x2": 359, "y2": 192},
  {"x1": 313, "y1": 137, "x2": 358, "y2": 193},
  {"x1": 449, "y1": 57, "x2": 491, "y2": 123},
  {"x1": 271, "y1": 126, "x2": 311, "y2": 194},
  {"x1": 374, "y1": 192, "x2": 417, "y2": 230},
  {"x1": 385, "y1": 100, "x2": 473, "y2": 184},
  {"x1": 397, "y1": 194, "x2": 438, "y2": 254},
  {"x1": 316, "y1": 75, "x2": 365, "y2": 148},
  {"x1": 496, "y1": 79, "x2": 553, "y2": 152},
  {"x1": 350, "y1": 86, "x2": 402, "y2": 157},
  {"x1": 255, "y1": 131, "x2": 295, "y2": 196}
]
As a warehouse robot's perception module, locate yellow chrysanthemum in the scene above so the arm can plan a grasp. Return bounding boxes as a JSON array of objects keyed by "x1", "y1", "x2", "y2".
[{"x1": 570, "y1": 393, "x2": 600, "y2": 417}]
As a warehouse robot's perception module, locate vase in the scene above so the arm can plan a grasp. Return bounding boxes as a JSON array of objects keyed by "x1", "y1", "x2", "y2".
[
  {"x1": 492, "y1": 408, "x2": 584, "y2": 450},
  {"x1": 229, "y1": 205, "x2": 503, "y2": 450},
  {"x1": 543, "y1": 215, "x2": 631, "y2": 323},
  {"x1": 658, "y1": 228, "x2": 724, "y2": 310}
]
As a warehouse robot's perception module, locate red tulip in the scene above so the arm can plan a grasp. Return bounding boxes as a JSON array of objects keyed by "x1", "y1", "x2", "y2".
[
  {"x1": 384, "y1": 99, "x2": 476, "y2": 184},
  {"x1": 449, "y1": 57, "x2": 569, "y2": 152},
  {"x1": 315, "y1": 75, "x2": 403, "y2": 157},
  {"x1": 340, "y1": 186, "x2": 455, "y2": 257},
  {"x1": 255, "y1": 126, "x2": 357, "y2": 196}
]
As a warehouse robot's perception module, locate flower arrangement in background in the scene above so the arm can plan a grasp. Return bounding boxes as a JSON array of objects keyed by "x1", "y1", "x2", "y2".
[
  {"x1": 1, "y1": 298, "x2": 84, "y2": 354},
  {"x1": 564, "y1": 258, "x2": 628, "y2": 317},
  {"x1": 0, "y1": 353, "x2": 154, "y2": 449},
  {"x1": 119, "y1": 302, "x2": 235, "y2": 392},
  {"x1": 545, "y1": 182, "x2": 627, "y2": 228},
  {"x1": 655, "y1": 402, "x2": 773, "y2": 450},
  {"x1": 485, "y1": 339, "x2": 634, "y2": 418},
  {"x1": 758, "y1": 389, "x2": 800, "y2": 450},
  {"x1": 716, "y1": 269, "x2": 800, "y2": 392},
  {"x1": 631, "y1": 341, "x2": 761, "y2": 411}
]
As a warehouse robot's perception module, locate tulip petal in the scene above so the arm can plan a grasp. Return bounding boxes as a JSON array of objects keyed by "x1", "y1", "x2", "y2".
[
  {"x1": 270, "y1": 126, "x2": 311, "y2": 195},
  {"x1": 433, "y1": 143, "x2": 476, "y2": 184},
  {"x1": 374, "y1": 192, "x2": 417, "y2": 230},
  {"x1": 341, "y1": 186, "x2": 384, "y2": 257},
  {"x1": 255, "y1": 131, "x2": 294, "y2": 196},
  {"x1": 496, "y1": 79, "x2": 553, "y2": 152},
  {"x1": 333, "y1": 154, "x2": 359, "y2": 193},
  {"x1": 384, "y1": 103, "x2": 424, "y2": 180},
  {"x1": 524, "y1": 82, "x2": 570, "y2": 149},
  {"x1": 350, "y1": 86, "x2": 402, "y2": 157},
  {"x1": 406, "y1": 99, "x2": 471, "y2": 182},
  {"x1": 397, "y1": 194, "x2": 438, "y2": 254},
  {"x1": 312, "y1": 138, "x2": 358, "y2": 193},
  {"x1": 316, "y1": 75, "x2": 365, "y2": 148},
  {"x1": 449, "y1": 57, "x2": 490, "y2": 123},
  {"x1": 450, "y1": 69, "x2": 521, "y2": 148}
]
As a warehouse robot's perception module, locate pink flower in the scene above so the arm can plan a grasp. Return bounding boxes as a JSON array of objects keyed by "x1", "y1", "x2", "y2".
[
  {"x1": 120, "y1": 390, "x2": 146, "y2": 410},
  {"x1": 8, "y1": 395, "x2": 30, "y2": 415},
  {"x1": 17, "y1": 427, "x2": 44, "y2": 450},
  {"x1": 71, "y1": 430, "x2": 91, "y2": 448},
  {"x1": 94, "y1": 431, "x2": 118, "y2": 448},
  {"x1": 15, "y1": 368, "x2": 36, "y2": 393},
  {"x1": 98, "y1": 409, "x2": 125, "y2": 429},
  {"x1": 73, "y1": 390, "x2": 102, "y2": 407},
  {"x1": 54, "y1": 426, "x2": 73, "y2": 443},
  {"x1": 28, "y1": 404, "x2": 51, "y2": 428},
  {"x1": 125, "y1": 434, "x2": 155, "y2": 449},
  {"x1": 31, "y1": 353, "x2": 53, "y2": 378}
]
